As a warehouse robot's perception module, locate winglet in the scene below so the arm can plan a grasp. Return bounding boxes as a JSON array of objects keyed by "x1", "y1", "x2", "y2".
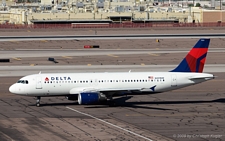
[{"x1": 171, "y1": 39, "x2": 210, "y2": 73}]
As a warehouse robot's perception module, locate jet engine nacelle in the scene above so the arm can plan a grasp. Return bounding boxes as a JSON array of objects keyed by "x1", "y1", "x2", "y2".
[{"x1": 78, "y1": 92, "x2": 100, "y2": 105}]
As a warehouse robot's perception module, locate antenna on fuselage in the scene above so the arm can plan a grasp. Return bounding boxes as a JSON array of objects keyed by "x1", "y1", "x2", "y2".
[
  {"x1": 39, "y1": 71, "x2": 41, "y2": 74},
  {"x1": 129, "y1": 70, "x2": 131, "y2": 73}
]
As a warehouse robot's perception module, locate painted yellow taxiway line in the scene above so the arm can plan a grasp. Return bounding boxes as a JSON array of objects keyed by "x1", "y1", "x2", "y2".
[
  {"x1": 148, "y1": 53, "x2": 159, "y2": 56},
  {"x1": 13, "y1": 57, "x2": 22, "y2": 61},
  {"x1": 62, "y1": 56, "x2": 73, "y2": 59},
  {"x1": 107, "y1": 54, "x2": 119, "y2": 58}
]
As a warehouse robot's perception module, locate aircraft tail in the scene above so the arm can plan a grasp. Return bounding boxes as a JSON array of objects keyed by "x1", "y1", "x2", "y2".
[{"x1": 171, "y1": 38, "x2": 210, "y2": 73}]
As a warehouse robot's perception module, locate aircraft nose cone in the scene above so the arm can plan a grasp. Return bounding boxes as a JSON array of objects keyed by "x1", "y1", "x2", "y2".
[{"x1": 9, "y1": 84, "x2": 16, "y2": 94}]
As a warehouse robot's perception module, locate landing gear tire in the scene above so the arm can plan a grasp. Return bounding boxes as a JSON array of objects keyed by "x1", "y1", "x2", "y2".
[
  {"x1": 108, "y1": 100, "x2": 116, "y2": 107},
  {"x1": 107, "y1": 96, "x2": 115, "y2": 106},
  {"x1": 36, "y1": 96, "x2": 41, "y2": 107}
]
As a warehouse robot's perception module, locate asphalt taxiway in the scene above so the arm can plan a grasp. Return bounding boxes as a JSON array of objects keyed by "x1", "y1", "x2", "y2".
[
  {"x1": 1, "y1": 33, "x2": 225, "y2": 41},
  {"x1": 0, "y1": 30, "x2": 225, "y2": 141},
  {"x1": 0, "y1": 73, "x2": 224, "y2": 141},
  {"x1": 1, "y1": 48, "x2": 225, "y2": 59},
  {"x1": 0, "y1": 65, "x2": 225, "y2": 77}
]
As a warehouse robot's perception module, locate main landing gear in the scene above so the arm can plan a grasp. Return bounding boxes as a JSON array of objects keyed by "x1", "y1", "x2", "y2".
[
  {"x1": 36, "y1": 96, "x2": 41, "y2": 107},
  {"x1": 107, "y1": 95, "x2": 115, "y2": 106}
]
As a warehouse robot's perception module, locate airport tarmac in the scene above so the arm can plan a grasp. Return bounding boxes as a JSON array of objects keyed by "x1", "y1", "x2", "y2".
[
  {"x1": 1, "y1": 38, "x2": 225, "y2": 50},
  {"x1": 0, "y1": 73, "x2": 224, "y2": 141},
  {"x1": 0, "y1": 29, "x2": 225, "y2": 141}
]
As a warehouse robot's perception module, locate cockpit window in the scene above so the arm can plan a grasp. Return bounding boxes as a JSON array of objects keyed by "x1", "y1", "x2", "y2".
[
  {"x1": 17, "y1": 80, "x2": 28, "y2": 84},
  {"x1": 17, "y1": 80, "x2": 22, "y2": 83}
]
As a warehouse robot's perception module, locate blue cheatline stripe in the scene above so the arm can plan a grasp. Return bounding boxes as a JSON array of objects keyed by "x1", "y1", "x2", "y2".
[
  {"x1": 196, "y1": 53, "x2": 207, "y2": 72},
  {"x1": 193, "y1": 39, "x2": 210, "y2": 48},
  {"x1": 150, "y1": 85, "x2": 156, "y2": 91}
]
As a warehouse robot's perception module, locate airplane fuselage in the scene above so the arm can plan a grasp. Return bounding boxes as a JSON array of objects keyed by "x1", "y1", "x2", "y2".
[
  {"x1": 9, "y1": 38, "x2": 214, "y2": 106},
  {"x1": 9, "y1": 72, "x2": 213, "y2": 97}
]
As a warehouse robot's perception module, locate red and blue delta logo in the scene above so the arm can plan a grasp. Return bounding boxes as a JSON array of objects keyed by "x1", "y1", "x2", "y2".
[{"x1": 45, "y1": 77, "x2": 49, "y2": 82}]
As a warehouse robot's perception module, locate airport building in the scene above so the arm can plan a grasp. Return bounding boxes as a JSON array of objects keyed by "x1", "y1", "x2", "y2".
[{"x1": 0, "y1": 0, "x2": 225, "y2": 25}]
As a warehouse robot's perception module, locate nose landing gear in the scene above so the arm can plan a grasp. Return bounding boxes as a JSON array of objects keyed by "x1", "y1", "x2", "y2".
[{"x1": 36, "y1": 96, "x2": 41, "y2": 107}]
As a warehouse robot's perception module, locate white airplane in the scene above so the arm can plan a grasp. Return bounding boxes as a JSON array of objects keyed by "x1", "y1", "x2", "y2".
[{"x1": 9, "y1": 39, "x2": 214, "y2": 107}]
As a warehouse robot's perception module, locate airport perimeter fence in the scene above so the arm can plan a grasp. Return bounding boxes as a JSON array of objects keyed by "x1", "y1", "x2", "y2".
[{"x1": 0, "y1": 22, "x2": 225, "y2": 29}]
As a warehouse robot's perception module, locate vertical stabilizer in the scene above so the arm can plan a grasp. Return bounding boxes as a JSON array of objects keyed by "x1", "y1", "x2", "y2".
[{"x1": 171, "y1": 39, "x2": 210, "y2": 72}]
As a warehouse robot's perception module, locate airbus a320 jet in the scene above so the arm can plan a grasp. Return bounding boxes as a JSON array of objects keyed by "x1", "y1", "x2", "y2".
[{"x1": 9, "y1": 38, "x2": 214, "y2": 107}]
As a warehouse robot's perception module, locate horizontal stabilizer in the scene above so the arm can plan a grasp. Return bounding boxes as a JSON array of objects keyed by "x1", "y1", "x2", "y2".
[{"x1": 188, "y1": 75, "x2": 214, "y2": 80}]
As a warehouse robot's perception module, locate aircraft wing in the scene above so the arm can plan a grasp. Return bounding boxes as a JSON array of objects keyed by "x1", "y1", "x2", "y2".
[
  {"x1": 98, "y1": 88, "x2": 142, "y2": 92},
  {"x1": 69, "y1": 87, "x2": 142, "y2": 94}
]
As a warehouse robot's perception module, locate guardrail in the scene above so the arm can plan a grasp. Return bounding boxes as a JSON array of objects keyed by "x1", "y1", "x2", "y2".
[{"x1": 0, "y1": 22, "x2": 225, "y2": 29}]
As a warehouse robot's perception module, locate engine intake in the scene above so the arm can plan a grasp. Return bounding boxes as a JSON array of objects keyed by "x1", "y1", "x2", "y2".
[{"x1": 78, "y1": 92, "x2": 99, "y2": 105}]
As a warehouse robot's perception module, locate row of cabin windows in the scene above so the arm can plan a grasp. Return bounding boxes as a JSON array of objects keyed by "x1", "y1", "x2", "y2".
[{"x1": 44, "y1": 79, "x2": 165, "y2": 84}]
